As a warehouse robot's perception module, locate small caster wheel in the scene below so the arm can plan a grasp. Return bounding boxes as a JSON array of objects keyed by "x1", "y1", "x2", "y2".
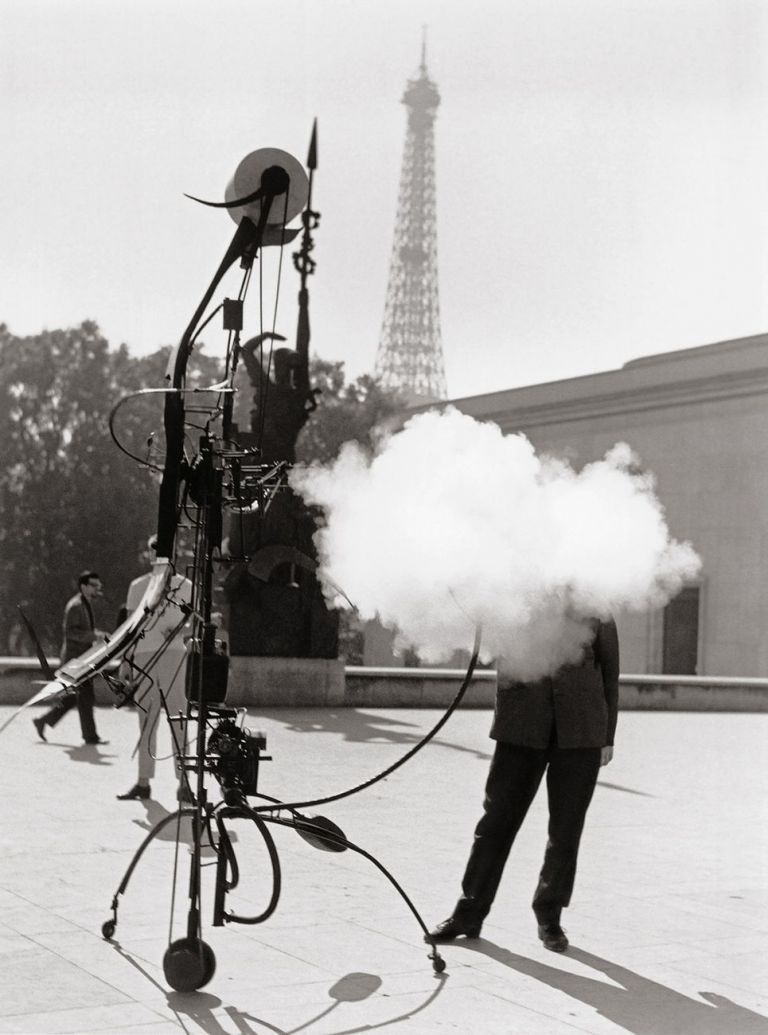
[
  {"x1": 430, "y1": 952, "x2": 446, "y2": 973},
  {"x1": 163, "y1": 937, "x2": 216, "y2": 992},
  {"x1": 101, "y1": 919, "x2": 116, "y2": 941}
]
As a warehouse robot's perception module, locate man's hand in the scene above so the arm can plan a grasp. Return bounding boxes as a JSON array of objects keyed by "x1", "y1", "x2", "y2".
[{"x1": 600, "y1": 746, "x2": 614, "y2": 766}]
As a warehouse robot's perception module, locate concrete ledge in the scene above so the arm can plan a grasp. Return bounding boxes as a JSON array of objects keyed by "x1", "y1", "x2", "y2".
[
  {"x1": 619, "y1": 674, "x2": 768, "y2": 712},
  {"x1": 227, "y1": 657, "x2": 346, "y2": 707},
  {"x1": 3, "y1": 656, "x2": 768, "y2": 710},
  {"x1": 0, "y1": 655, "x2": 348, "y2": 709},
  {"x1": 344, "y1": 670, "x2": 768, "y2": 711},
  {"x1": 344, "y1": 666, "x2": 497, "y2": 707}
]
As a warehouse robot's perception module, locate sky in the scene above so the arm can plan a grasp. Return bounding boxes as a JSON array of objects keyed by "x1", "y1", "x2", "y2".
[{"x1": 2, "y1": 0, "x2": 767, "y2": 399}]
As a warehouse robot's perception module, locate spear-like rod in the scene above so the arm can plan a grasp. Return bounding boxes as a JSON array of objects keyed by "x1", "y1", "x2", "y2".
[{"x1": 293, "y1": 119, "x2": 318, "y2": 398}]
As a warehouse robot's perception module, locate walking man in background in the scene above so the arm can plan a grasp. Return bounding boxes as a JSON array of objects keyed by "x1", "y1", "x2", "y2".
[
  {"x1": 429, "y1": 616, "x2": 619, "y2": 953},
  {"x1": 33, "y1": 570, "x2": 108, "y2": 745}
]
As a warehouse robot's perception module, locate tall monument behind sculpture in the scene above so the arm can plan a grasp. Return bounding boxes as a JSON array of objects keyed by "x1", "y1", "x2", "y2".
[
  {"x1": 375, "y1": 36, "x2": 448, "y2": 402},
  {"x1": 222, "y1": 124, "x2": 339, "y2": 658}
]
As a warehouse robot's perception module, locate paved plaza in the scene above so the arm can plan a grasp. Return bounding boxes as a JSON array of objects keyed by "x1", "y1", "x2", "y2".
[{"x1": 1, "y1": 704, "x2": 767, "y2": 1034}]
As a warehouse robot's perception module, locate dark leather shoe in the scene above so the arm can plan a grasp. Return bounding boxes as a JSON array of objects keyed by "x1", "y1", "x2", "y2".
[
  {"x1": 538, "y1": 923, "x2": 569, "y2": 952},
  {"x1": 84, "y1": 737, "x2": 109, "y2": 745},
  {"x1": 33, "y1": 717, "x2": 47, "y2": 742},
  {"x1": 426, "y1": 916, "x2": 482, "y2": 943},
  {"x1": 117, "y1": 783, "x2": 151, "y2": 801}
]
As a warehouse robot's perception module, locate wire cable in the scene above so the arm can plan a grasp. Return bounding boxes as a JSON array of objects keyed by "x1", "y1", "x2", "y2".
[{"x1": 251, "y1": 625, "x2": 482, "y2": 814}]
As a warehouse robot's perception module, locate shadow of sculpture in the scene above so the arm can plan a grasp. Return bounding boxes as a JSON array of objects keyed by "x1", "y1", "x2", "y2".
[
  {"x1": 111, "y1": 941, "x2": 444, "y2": 1035},
  {"x1": 270, "y1": 707, "x2": 492, "y2": 762}
]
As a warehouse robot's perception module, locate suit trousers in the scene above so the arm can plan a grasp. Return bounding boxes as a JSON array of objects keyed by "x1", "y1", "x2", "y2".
[
  {"x1": 132, "y1": 650, "x2": 187, "y2": 783},
  {"x1": 454, "y1": 741, "x2": 601, "y2": 926},
  {"x1": 41, "y1": 680, "x2": 97, "y2": 742}
]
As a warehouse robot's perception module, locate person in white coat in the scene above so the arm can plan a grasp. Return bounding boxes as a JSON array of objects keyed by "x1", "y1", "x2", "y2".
[{"x1": 117, "y1": 539, "x2": 193, "y2": 802}]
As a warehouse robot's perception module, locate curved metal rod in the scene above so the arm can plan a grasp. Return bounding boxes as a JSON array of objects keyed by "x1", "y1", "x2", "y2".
[
  {"x1": 108, "y1": 385, "x2": 237, "y2": 473},
  {"x1": 250, "y1": 626, "x2": 483, "y2": 814},
  {"x1": 262, "y1": 813, "x2": 445, "y2": 969},
  {"x1": 113, "y1": 807, "x2": 197, "y2": 899}
]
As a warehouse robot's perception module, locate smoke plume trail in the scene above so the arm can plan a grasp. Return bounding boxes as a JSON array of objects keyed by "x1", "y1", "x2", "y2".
[{"x1": 290, "y1": 408, "x2": 700, "y2": 679}]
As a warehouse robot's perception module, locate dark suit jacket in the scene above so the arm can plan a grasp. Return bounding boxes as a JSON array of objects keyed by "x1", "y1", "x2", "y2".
[
  {"x1": 60, "y1": 593, "x2": 96, "y2": 664},
  {"x1": 491, "y1": 619, "x2": 620, "y2": 749}
]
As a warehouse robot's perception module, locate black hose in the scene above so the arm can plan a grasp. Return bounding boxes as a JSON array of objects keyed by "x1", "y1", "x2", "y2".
[{"x1": 251, "y1": 626, "x2": 482, "y2": 815}]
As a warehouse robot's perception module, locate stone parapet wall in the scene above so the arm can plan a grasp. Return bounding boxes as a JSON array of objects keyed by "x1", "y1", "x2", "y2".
[
  {"x1": 617, "y1": 674, "x2": 768, "y2": 712},
  {"x1": 343, "y1": 669, "x2": 768, "y2": 711},
  {"x1": 227, "y1": 657, "x2": 346, "y2": 707},
  {"x1": 343, "y1": 666, "x2": 497, "y2": 708},
  {"x1": 2, "y1": 657, "x2": 768, "y2": 711}
]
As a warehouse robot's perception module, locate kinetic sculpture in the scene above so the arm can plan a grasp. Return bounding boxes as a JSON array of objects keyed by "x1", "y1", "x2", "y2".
[{"x1": 7, "y1": 128, "x2": 481, "y2": 992}]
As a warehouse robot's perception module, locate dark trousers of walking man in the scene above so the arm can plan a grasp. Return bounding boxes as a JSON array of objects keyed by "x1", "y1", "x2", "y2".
[
  {"x1": 40, "y1": 680, "x2": 98, "y2": 743},
  {"x1": 35, "y1": 570, "x2": 105, "y2": 745}
]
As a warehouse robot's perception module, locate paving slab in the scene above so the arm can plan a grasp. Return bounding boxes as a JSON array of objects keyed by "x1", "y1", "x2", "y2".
[{"x1": 2, "y1": 705, "x2": 767, "y2": 1033}]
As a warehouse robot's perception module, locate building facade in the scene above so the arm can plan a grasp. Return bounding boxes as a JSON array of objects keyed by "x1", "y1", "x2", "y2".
[{"x1": 445, "y1": 334, "x2": 768, "y2": 677}]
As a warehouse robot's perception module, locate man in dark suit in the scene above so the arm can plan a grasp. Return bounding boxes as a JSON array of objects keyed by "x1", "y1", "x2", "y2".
[
  {"x1": 429, "y1": 617, "x2": 619, "y2": 952},
  {"x1": 33, "y1": 570, "x2": 108, "y2": 745}
]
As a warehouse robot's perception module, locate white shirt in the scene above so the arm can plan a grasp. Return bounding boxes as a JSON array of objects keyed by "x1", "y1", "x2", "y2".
[{"x1": 126, "y1": 571, "x2": 192, "y2": 656}]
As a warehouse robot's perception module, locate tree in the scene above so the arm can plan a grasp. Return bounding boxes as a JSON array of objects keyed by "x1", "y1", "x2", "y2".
[
  {"x1": 0, "y1": 322, "x2": 400, "y2": 657},
  {"x1": 0, "y1": 322, "x2": 220, "y2": 654}
]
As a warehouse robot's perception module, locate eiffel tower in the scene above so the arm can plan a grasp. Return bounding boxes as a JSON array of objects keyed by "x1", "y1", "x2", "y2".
[{"x1": 375, "y1": 39, "x2": 447, "y2": 402}]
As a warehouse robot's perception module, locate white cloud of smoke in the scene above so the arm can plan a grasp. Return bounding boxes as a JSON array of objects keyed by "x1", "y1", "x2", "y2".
[{"x1": 290, "y1": 408, "x2": 701, "y2": 679}]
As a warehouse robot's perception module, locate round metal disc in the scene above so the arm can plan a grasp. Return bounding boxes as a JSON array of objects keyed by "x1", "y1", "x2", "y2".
[{"x1": 225, "y1": 147, "x2": 309, "y2": 227}]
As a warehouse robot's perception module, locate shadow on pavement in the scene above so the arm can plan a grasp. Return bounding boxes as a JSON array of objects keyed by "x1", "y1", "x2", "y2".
[
  {"x1": 131, "y1": 799, "x2": 220, "y2": 856},
  {"x1": 168, "y1": 972, "x2": 385, "y2": 1035},
  {"x1": 167, "y1": 970, "x2": 443, "y2": 1035},
  {"x1": 62, "y1": 742, "x2": 116, "y2": 766},
  {"x1": 31, "y1": 731, "x2": 116, "y2": 766},
  {"x1": 169, "y1": 990, "x2": 270, "y2": 1035},
  {"x1": 113, "y1": 937, "x2": 443, "y2": 1035},
  {"x1": 273, "y1": 708, "x2": 492, "y2": 761},
  {"x1": 460, "y1": 938, "x2": 768, "y2": 1034},
  {"x1": 597, "y1": 780, "x2": 655, "y2": 797}
]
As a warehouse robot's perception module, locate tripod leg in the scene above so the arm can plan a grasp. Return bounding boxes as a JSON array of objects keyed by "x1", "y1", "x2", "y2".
[
  {"x1": 332, "y1": 835, "x2": 447, "y2": 974},
  {"x1": 263, "y1": 816, "x2": 446, "y2": 974},
  {"x1": 101, "y1": 807, "x2": 196, "y2": 940}
]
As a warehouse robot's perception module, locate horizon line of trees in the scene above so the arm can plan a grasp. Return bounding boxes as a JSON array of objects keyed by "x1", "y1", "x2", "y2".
[{"x1": 0, "y1": 321, "x2": 404, "y2": 655}]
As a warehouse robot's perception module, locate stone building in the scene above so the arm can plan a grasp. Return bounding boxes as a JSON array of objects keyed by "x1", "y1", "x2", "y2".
[{"x1": 444, "y1": 333, "x2": 768, "y2": 677}]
